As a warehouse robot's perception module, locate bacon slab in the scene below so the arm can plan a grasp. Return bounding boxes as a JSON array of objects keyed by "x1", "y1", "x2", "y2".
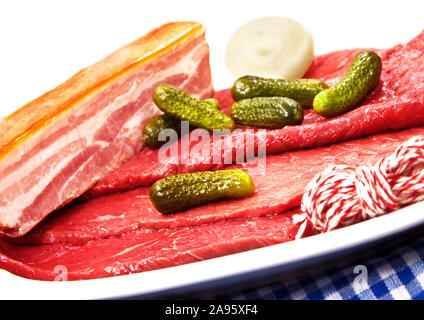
[{"x1": 0, "y1": 22, "x2": 213, "y2": 237}]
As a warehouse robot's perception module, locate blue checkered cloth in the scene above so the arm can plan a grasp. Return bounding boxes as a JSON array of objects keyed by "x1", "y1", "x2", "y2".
[{"x1": 220, "y1": 235, "x2": 424, "y2": 300}]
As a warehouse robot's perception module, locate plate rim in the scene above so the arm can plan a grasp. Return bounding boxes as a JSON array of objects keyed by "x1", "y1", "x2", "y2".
[{"x1": 1, "y1": 200, "x2": 424, "y2": 299}]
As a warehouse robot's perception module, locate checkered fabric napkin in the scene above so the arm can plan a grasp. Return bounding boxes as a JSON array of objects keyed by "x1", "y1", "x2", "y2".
[{"x1": 219, "y1": 235, "x2": 424, "y2": 300}]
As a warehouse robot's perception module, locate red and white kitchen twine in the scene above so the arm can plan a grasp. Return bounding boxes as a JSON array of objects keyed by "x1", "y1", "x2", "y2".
[{"x1": 293, "y1": 136, "x2": 424, "y2": 239}]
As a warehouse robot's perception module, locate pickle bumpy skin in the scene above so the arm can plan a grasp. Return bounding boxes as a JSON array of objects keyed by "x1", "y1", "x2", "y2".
[
  {"x1": 203, "y1": 98, "x2": 221, "y2": 110},
  {"x1": 313, "y1": 51, "x2": 382, "y2": 117},
  {"x1": 231, "y1": 76, "x2": 328, "y2": 107},
  {"x1": 230, "y1": 97, "x2": 304, "y2": 129},
  {"x1": 150, "y1": 169, "x2": 255, "y2": 214},
  {"x1": 153, "y1": 84, "x2": 235, "y2": 131}
]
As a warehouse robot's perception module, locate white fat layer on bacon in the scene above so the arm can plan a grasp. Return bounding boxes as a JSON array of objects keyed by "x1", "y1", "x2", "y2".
[{"x1": 0, "y1": 40, "x2": 212, "y2": 230}]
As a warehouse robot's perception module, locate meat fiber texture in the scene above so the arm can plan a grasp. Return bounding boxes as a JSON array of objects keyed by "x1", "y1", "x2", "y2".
[
  {"x1": 0, "y1": 22, "x2": 213, "y2": 237},
  {"x1": 2, "y1": 31, "x2": 424, "y2": 281}
]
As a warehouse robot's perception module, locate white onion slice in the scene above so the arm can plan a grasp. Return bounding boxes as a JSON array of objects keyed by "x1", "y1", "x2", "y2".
[{"x1": 225, "y1": 17, "x2": 314, "y2": 79}]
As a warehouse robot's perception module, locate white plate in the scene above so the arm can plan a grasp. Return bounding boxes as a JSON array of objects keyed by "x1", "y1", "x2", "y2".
[
  {"x1": 2, "y1": 0, "x2": 424, "y2": 300},
  {"x1": 1, "y1": 201, "x2": 424, "y2": 299}
]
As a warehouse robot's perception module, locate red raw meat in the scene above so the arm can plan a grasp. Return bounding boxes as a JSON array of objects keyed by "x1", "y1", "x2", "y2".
[
  {"x1": 85, "y1": 31, "x2": 424, "y2": 198},
  {"x1": 0, "y1": 212, "x2": 298, "y2": 280},
  {"x1": 2, "y1": 126, "x2": 424, "y2": 280},
  {"x1": 0, "y1": 22, "x2": 213, "y2": 237}
]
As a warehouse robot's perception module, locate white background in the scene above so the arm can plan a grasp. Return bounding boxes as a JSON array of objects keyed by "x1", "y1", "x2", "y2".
[{"x1": 1, "y1": 0, "x2": 424, "y2": 119}]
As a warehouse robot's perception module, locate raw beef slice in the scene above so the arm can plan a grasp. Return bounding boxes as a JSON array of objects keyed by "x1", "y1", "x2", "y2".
[
  {"x1": 2, "y1": 126, "x2": 424, "y2": 280},
  {"x1": 0, "y1": 22, "x2": 213, "y2": 237},
  {"x1": 86, "y1": 31, "x2": 424, "y2": 198}
]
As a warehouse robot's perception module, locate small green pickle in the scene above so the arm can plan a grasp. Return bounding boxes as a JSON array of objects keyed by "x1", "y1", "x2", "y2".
[
  {"x1": 150, "y1": 169, "x2": 255, "y2": 214},
  {"x1": 230, "y1": 97, "x2": 304, "y2": 129},
  {"x1": 142, "y1": 114, "x2": 182, "y2": 149},
  {"x1": 231, "y1": 75, "x2": 329, "y2": 107},
  {"x1": 313, "y1": 51, "x2": 382, "y2": 117},
  {"x1": 142, "y1": 98, "x2": 221, "y2": 149},
  {"x1": 153, "y1": 84, "x2": 235, "y2": 131}
]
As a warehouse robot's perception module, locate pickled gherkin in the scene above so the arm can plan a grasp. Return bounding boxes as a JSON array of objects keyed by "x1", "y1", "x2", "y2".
[
  {"x1": 153, "y1": 84, "x2": 235, "y2": 131},
  {"x1": 231, "y1": 75, "x2": 328, "y2": 107},
  {"x1": 230, "y1": 97, "x2": 303, "y2": 129},
  {"x1": 142, "y1": 97, "x2": 221, "y2": 149},
  {"x1": 150, "y1": 169, "x2": 255, "y2": 214},
  {"x1": 313, "y1": 51, "x2": 382, "y2": 117},
  {"x1": 142, "y1": 114, "x2": 182, "y2": 149}
]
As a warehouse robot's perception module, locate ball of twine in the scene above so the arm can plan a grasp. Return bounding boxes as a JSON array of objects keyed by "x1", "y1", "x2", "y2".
[{"x1": 293, "y1": 136, "x2": 424, "y2": 239}]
